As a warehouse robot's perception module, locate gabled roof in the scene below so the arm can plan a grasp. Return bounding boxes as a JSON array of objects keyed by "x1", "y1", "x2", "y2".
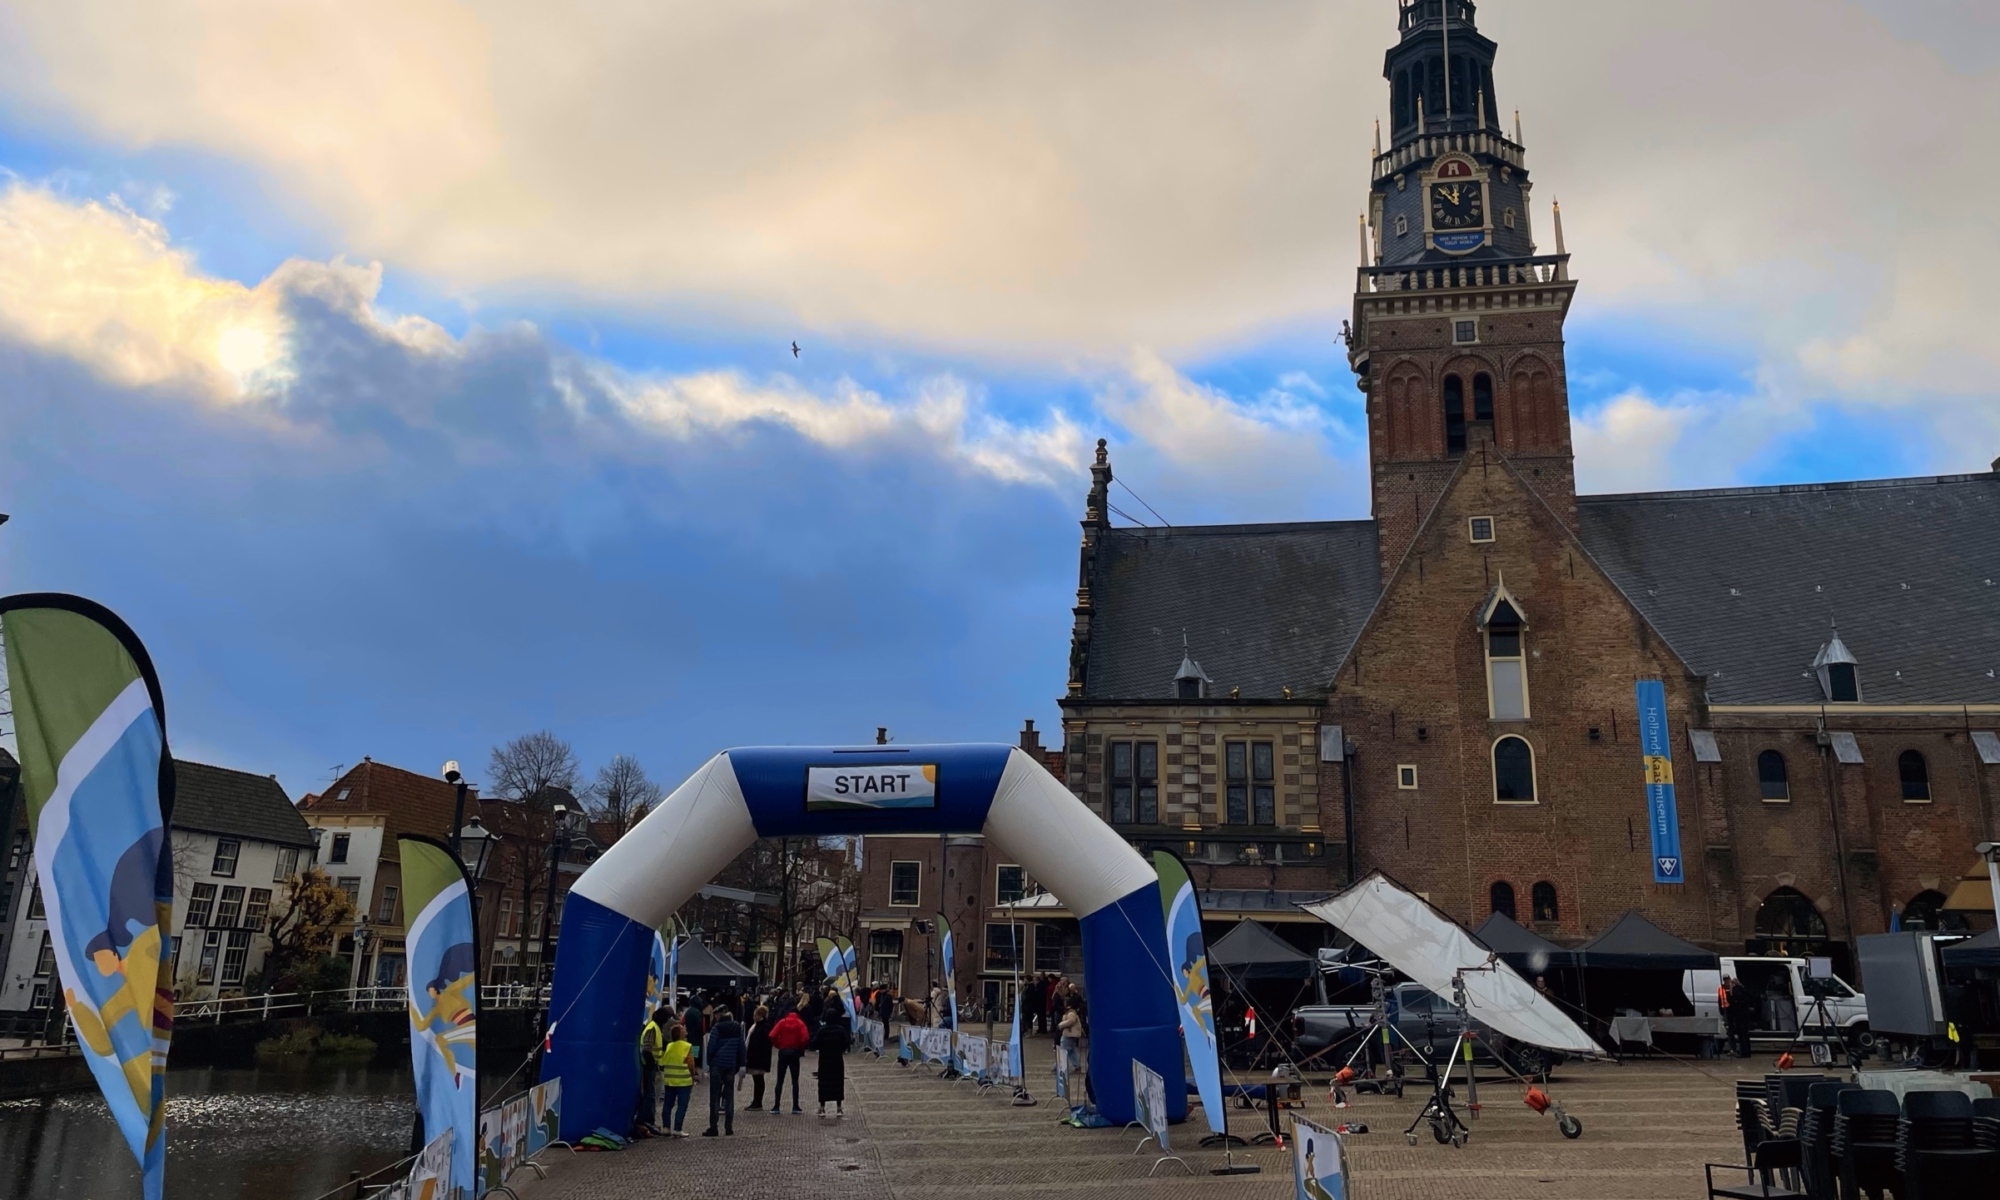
[
  {"x1": 172, "y1": 760, "x2": 313, "y2": 848},
  {"x1": 1578, "y1": 472, "x2": 2000, "y2": 705},
  {"x1": 1080, "y1": 520, "x2": 1380, "y2": 700},
  {"x1": 301, "y1": 758, "x2": 471, "y2": 845}
]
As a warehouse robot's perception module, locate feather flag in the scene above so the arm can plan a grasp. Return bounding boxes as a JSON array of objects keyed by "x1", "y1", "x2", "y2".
[
  {"x1": 835, "y1": 936, "x2": 860, "y2": 1019},
  {"x1": 1154, "y1": 850, "x2": 1224, "y2": 1136},
  {"x1": 667, "y1": 919, "x2": 679, "y2": 1003},
  {"x1": 2, "y1": 595, "x2": 176, "y2": 1200},
  {"x1": 937, "y1": 912, "x2": 959, "y2": 1030},
  {"x1": 398, "y1": 835, "x2": 480, "y2": 1194},
  {"x1": 645, "y1": 927, "x2": 668, "y2": 1023}
]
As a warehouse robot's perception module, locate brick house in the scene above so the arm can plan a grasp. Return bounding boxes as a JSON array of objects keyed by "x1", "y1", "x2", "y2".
[
  {"x1": 1057, "y1": 0, "x2": 2000, "y2": 969},
  {"x1": 301, "y1": 758, "x2": 599, "y2": 992}
]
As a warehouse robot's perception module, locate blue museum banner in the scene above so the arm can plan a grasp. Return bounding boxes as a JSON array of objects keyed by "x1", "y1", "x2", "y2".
[{"x1": 1635, "y1": 679, "x2": 1684, "y2": 884}]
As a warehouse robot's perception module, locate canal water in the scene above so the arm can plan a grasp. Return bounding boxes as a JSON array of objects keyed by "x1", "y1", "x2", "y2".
[{"x1": 0, "y1": 1061, "x2": 417, "y2": 1200}]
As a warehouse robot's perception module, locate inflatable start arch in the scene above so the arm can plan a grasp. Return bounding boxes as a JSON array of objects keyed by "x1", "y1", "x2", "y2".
[{"x1": 541, "y1": 744, "x2": 1186, "y2": 1136}]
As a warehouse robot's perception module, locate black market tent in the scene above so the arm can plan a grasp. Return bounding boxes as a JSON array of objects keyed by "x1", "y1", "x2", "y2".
[
  {"x1": 1473, "y1": 912, "x2": 1579, "y2": 971},
  {"x1": 672, "y1": 937, "x2": 759, "y2": 989},
  {"x1": 1942, "y1": 927, "x2": 2000, "y2": 969},
  {"x1": 1209, "y1": 919, "x2": 1314, "y2": 982},
  {"x1": 1575, "y1": 910, "x2": 1719, "y2": 971}
]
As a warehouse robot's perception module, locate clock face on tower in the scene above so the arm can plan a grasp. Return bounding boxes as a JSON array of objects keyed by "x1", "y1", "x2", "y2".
[{"x1": 1430, "y1": 182, "x2": 1484, "y2": 230}]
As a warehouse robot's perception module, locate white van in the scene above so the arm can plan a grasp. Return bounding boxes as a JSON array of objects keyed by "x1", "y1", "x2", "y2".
[{"x1": 1684, "y1": 956, "x2": 1872, "y2": 1046}]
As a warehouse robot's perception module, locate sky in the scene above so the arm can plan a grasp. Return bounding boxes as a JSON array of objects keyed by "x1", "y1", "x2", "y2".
[{"x1": 2, "y1": 0, "x2": 1999, "y2": 800}]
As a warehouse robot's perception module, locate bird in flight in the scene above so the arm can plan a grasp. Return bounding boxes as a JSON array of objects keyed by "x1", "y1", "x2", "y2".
[{"x1": 791, "y1": 341, "x2": 800, "y2": 358}]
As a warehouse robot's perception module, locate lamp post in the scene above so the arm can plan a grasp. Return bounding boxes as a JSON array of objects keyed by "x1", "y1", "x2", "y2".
[
  {"x1": 458, "y1": 815, "x2": 498, "y2": 929},
  {"x1": 539, "y1": 805, "x2": 583, "y2": 988},
  {"x1": 443, "y1": 761, "x2": 468, "y2": 859},
  {"x1": 351, "y1": 915, "x2": 373, "y2": 1005}
]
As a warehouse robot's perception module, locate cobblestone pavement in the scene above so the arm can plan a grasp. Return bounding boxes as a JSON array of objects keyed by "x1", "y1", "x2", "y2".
[{"x1": 516, "y1": 1032, "x2": 1753, "y2": 1199}]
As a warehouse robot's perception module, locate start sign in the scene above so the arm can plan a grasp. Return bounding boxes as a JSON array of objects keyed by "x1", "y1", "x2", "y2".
[{"x1": 806, "y1": 764, "x2": 939, "y2": 812}]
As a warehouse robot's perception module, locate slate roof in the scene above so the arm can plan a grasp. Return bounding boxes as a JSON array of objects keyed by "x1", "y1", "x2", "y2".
[
  {"x1": 1081, "y1": 521, "x2": 1381, "y2": 700},
  {"x1": 1577, "y1": 472, "x2": 2000, "y2": 705},
  {"x1": 172, "y1": 759, "x2": 313, "y2": 847}
]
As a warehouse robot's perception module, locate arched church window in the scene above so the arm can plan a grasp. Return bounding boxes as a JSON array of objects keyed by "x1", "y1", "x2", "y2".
[
  {"x1": 1394, "y1": 70, "x2": 1410, "y2": 128},
  {"x1": 1899, "y1": 750, "x2": 1931, "y2": 802},
  {"x1": 1428, "y1": 58, "x2": 1446, "y2": 117},
  {"x1": 1473, "y1": 373, "x2": 1493, "y2": 421},
  {"x1": 1443, "y1": 375, "x2": 1466, "y2": 456},
  {"x1": 1757, "y1": 750, "x2": 1789, "y2": 801},
  {"x1": 1531, "y1": 881, "x2": 1558, "y2": 923},
  {"x1": 1493, "y1": 736, "x2": 1535, "y2": 803},
  {"x1": 1490, "y1": 881, "x2": 1516, "y2": 920},
  {"x1": 1754, "y1": 887, "x2": 1827, "y2": 954},
  {"x1": 1901, "y1": 890, "x2": 1949, "y2": 931}
]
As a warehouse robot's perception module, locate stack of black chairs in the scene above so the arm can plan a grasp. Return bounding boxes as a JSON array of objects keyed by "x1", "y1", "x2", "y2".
[
  {"x1": 1797, "y1": 1080, "x2": 1857, "y2": 1199},
  {"x1": 1832, "y1": 1090, "x2": 1902, "y2": 1200},
  {"x1": 1895, "y1": 1090, "x2": 2000, "y2": 1199},
  {"x1": 1712, "y1": 1079, "x2": 1808, "y2": 1199}
]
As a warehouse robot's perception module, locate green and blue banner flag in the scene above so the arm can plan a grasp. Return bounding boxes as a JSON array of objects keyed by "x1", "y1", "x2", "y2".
[
  {"x1": 837, "y1": 936, "x2": 860, "y2": 1015},
  {"x1": 937, "y1": 912, "x2": 958, "y2": 1031},
  {"x1": 1, "y1": 595, "x2": 176, "y2": 1200},
  {"x1": 645, "y1": 926, "x2": 668, "y2": 1022},
  {"x1": 398, "y1": 834, "x2": 480, "y2": 1194},
  {"x1": 1154, "y1": 850, "x2": 1224, "y2": 1135},
  {"x1": 666, "y1": 919, "x2": 679, "y2": 1002},
  {"x1": 1635, "y1": 679, "x2": 1685, "y2": 884}
]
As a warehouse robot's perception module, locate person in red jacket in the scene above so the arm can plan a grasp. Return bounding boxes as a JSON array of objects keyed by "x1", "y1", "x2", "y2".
[{"x1": 768, "y1": 1009, "x2": 811, "y2": 1114}]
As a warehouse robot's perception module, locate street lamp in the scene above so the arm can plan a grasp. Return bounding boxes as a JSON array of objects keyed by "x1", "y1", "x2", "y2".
[
  {"x1": 351, "y1": 915, "x2": 374, "y2": 1003},
  {"x1": 540, "y1": 805, "x2": 585, "y2": 987},
  {"x1": 443, "y1": 761, "x2": 468, "y2": 858},
  {"x1": 458, "y1": 816, "x2": 499, "y2": 882}
]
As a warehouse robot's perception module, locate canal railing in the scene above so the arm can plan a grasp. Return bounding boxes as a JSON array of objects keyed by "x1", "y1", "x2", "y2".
[{"x1": 172, "y1": 984, "x2": 553, "y2": 1023}]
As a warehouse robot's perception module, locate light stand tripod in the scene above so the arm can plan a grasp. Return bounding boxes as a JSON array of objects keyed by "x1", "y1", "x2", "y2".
[
  {"x1": 1402, "y1": 965, "x2": 1585, "y2": 1148},
  {"x1": 1780, "y1": 981, "x2": 1858, "y2": 1072}
]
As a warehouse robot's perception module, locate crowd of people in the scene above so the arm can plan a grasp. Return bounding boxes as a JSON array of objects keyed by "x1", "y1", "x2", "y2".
[
  {"x1": 636, "y1": 985, "x2": 856, "y2": 1137},
  {"x1": 631, "y1": 973, "x2": 1091, "y2": 1137}
]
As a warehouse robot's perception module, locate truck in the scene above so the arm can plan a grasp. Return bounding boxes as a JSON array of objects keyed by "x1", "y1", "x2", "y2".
[
  {"x1": 1683, "y1": 956, "x2": 1873, "y2": 1048},
  {"x1": 1291, "y1": 980, "x2": 1567, "y2": 1080}
]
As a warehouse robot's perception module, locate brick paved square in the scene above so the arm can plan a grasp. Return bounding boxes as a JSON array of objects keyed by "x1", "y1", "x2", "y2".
[{"x1": 515, "y1": 1031, "x2": 1755, "y2": 1199}]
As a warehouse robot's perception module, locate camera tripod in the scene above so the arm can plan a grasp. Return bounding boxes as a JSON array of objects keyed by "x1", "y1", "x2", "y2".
[
  {"x1": 1400, "y1": 967, "x2": 1584, "y2": 1148},
  {"x1": 1780, "y1": 988, "x2": 1859, "y2": 1071}
]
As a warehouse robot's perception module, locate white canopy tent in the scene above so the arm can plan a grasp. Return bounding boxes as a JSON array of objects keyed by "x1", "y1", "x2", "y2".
[{"x1": 1302, "y1": 873, "x2": 1605, "y2": 1057}]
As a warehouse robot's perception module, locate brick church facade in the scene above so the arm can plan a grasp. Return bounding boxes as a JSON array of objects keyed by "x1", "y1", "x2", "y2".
[{"x1": 1057, "y1": 0, "x2": 2000, "y2": 965}]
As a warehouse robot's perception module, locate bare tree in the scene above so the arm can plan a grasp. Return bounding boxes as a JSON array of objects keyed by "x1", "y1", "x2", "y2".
[
  {"x1": 488, "y1": 731, "x2": 581, "y2": 810},
  {"x1": 587, "y1": 754, "x2": 663, "y2": 837}
]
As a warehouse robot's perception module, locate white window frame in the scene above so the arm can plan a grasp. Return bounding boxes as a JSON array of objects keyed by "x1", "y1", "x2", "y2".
[
  {"x1": 995, "y1": 863, "x2": 1026, "y2": 906},
  {"x1": 1397, "y1": 765, "x2": 1419, "y2": 790},
  {"x1": 889, "y1": 860, "x2": 922, "y2": 908},
  {"x1": 210, "y1": 838, "x2": 241, "y2": 878},
  {"x1": 1468, "y1": 516, "x2": 1496, "y2": 544},
  {"x1": 274, "y1": 846, "x2": 300, "y2": 882},
  {"x1": 1453, "y1": 318, "x2": 1480, "y2": 345}
]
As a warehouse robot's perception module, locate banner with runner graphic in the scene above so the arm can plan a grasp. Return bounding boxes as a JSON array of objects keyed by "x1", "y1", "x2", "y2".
[
  {"x1": 1, "y1": 594, "x2": 176, "y2": 1200},
  {"x1": 817, "y1": 936, "x2": 858, "y2": 1021},
  {"x1": 937, "y1": 912, "x2": 960, "y2": 1033},
  {"x1": 645, "y1": 928, "x2": 668, "y2": 1023},
  {"x1": 1635, "y1": 679, "x2": 1685, "y2": 884},
  {"x1": 836, "y1": 936, "x2": 860, "y2": 1018},
  {"x1": 1292, "y1": 1116, "x2": 1349, "y2": 1200},
  {"x1": 1153, "y1": 850, "x2": 1223, "y2": 1135},
  {"x1": 399, "y1": 834, "x2": 480, "y2": 1193}
]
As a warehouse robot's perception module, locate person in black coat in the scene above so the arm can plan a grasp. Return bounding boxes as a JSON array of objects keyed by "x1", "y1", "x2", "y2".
[
  {"x1": 744, "y1": 1005, "x2": 774, "y2": 1111},
  {"x1": 701, "y1": 1004, "x2": 746, "y2": 1136},
  {"x1": 813, "y1": 1000, "x2": 852, "y2": 1116}
]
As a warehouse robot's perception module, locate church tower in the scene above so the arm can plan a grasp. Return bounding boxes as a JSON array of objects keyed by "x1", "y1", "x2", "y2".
[{"x1": 1350, "y1": 0, "x2": 1578, "y2": 576}]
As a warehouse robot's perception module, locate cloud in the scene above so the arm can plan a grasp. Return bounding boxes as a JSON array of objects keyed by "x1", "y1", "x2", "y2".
[{"x1": 0, "y1": 179, "x2": 1091, "y2": 492}]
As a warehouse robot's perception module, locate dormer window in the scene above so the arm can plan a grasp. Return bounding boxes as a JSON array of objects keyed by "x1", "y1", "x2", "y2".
[
  {"x1": 1813, "y1": 633, "x2": 1860, "y2": 703},
  {"x1": 1174, "y1": 641, "x2": 1211, "y2": 701},
  {"x1": 1479, "y1": 583, "x2": 1530, "y2": 720}
]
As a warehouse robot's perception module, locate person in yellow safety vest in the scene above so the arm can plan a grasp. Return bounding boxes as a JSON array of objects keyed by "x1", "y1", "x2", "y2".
[
  {"x1": 660, "y1": 1022, "x2": 699, "y2": 1136},
  {"x1": 636, "y1": 1006, "x2": 669, "y2": 1134}
]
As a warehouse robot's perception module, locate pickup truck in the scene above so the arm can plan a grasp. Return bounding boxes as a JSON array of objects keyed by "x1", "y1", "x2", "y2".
[
  {"x1": 1683, "y1": 956, "x2": 1873, "y2": 1048},
  {"x1": 1292, "y1": 981, "x2": 1566, "y2": 1079}
]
